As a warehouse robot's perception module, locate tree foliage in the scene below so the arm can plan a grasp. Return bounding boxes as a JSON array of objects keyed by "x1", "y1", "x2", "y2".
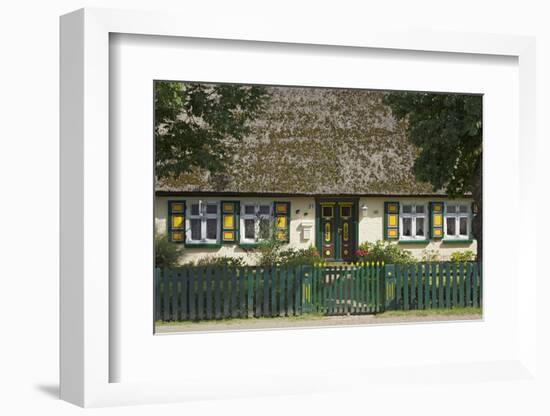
[
  {"x1": 154, "y1": 81, "x2": 269, "y2": 180},
  {"x1": 384, "y1": 92, "x2": 482, "y2": 196},
  {"x1": 384, "y1": 92, "x2": 483, "y2": 260}
]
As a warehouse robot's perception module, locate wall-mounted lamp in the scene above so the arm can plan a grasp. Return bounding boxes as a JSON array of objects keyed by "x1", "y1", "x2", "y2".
[{"x1": 361, "y1": 204, "x2": 368, "y2": 214}]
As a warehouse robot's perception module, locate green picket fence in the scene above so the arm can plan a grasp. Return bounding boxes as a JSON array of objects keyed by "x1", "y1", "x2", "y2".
[
  {"x1": 155, "y1": 262, "x2": 481, "y2": 321},
  {"x1": 155, "y1": 265, "x2": 307, "y2": 321},
  {"x1": 384, "y1": 262, "x2": 482, "y2": 311}
]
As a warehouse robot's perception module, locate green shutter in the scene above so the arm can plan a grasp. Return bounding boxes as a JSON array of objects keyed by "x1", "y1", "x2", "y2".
[
  {"x1": 221, "y1": 201, "x2": 239, "y2": 243},
  {"x1": 384, "y1": 202, "x2": 399, "y2": 240},
  {"x1": 168, "y1": 200, "x2": 186, "y2": 243},
  {"x1": 429, "y1": 202, "x2": 444, "y2": 239},
  {"x1": 274, "y1": 201, "x2": 291, "y2": 243}
]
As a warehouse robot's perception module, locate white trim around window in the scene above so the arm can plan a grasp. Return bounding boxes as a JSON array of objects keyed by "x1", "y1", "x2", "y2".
[
  {"x1": 399, "y1": 202, "x2": 428, "y2": 241},
  {"x1": 185, "y1": 200, "x2": 220, "y2": 244},
  {"x1": 444, "y1": 202, "x2": 471, "y2": 240},
  {"x1": 240, "y1": 202, "x2": 273, "y2": 244}
]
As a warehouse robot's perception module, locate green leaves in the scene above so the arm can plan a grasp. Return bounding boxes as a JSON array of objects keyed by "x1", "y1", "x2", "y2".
[
  {"x1": 155, "y1": 81, "x2": 269, "y2": 180},
  {"x1": 384, "y1": 92, "x2": 482, "y2": 197}
]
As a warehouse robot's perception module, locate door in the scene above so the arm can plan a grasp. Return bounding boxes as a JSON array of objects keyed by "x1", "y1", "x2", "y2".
[{"x1": 318, "y1": 200, "x2": 357, "y2": 262}]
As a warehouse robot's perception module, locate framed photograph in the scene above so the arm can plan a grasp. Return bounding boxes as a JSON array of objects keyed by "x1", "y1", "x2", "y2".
[
  {"x1": 60, "y1": 8, "x2": 537, "y2": 408},
  {"x1": 152, "y1": 80, "x2": 483, "y2": 335}
]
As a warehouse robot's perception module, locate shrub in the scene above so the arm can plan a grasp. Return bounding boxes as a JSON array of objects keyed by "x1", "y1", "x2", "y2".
[
  {"x1": 253, "y1": 226, "x2": 319, "y2": 266},
  {"x1": 277, "y1": 246, "x2": 320, "y2": 266},
  {"x1": 421, "y1": 248, "x2": 441, "y2": 263},
  {"x1": 449, "y1": 250, "x2": 475, "y2": 262},
  {"x1": 155, "y1": 233, "x2": 183, "y2": 268},
  {"x1": 255, "y1": 236, "x2": 285, "y2": 266},
  {"x1": 191, "y1": 255, "x2": 247, "y2": 268},
  {"x1": 355, "y1": 240, "x2": 415, "y2": 265}
]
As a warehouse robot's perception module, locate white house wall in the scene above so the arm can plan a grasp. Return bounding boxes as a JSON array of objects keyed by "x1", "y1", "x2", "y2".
[
  {"x1": 358, "y1": 197, "x2": 477, "y2": 260},
  {"x1": 156, "y1": 195, "x2": 477, "y2": 264}
]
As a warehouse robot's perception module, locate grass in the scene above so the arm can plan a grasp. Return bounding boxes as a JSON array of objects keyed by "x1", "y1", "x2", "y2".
[
  {"x1": 374, "y1": 307, "x2": 482, "y2": 318},
  {"x1": 155, "y1": 307, "x2": 481, "y2": 326},
  {"x1": 156, "y1": 312, "x2": 326, "y2": 326}
]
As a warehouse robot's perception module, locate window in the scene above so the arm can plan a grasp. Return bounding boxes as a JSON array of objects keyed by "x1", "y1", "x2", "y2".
[
  {"x1": 241, "y1": 202, "x2": 272, "y2": 243},
  {"x1": 400, "y1": 203, "x2": 427, "y2": 240},
  {"x1": 186, "y1": 200, "x2": 220, "y2": 244},
  {"x1": 445, "y1": 203, "x2": 470, "y2": 239}
]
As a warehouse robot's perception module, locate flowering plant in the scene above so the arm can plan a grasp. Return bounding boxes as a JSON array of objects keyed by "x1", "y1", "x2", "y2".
[{"x1": 354, "y1": 240, "x2": 415, "y2": 265}]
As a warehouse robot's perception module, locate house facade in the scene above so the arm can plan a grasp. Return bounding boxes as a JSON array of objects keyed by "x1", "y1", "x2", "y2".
[
  {"x1": 155, "y1": 194, "x2": 476, "y2": 264},
  {"x1": 155, "y1": 86, "x2": 477, "y2": 264}
]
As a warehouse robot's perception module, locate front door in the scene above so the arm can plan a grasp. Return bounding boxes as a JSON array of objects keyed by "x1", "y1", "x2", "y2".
[{"x1": 318, "y1": 200, "x2": 357, "y2": 262}]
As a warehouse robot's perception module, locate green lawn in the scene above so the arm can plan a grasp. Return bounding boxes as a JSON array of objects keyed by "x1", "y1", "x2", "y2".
[
  {"x1": 374, "y1": 307, "x2": 481, "y2": 318},
  {"x1": 155, "y1": 307, "x2": 481, "y2": 327}
]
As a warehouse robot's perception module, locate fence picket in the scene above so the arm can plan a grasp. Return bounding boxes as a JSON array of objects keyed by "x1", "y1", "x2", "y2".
[
  {"x1": 344, "y1": 266, "x2": 349, "y2": 314},
  {"x1": 155, "y1": 268, "x2": 161, "y2": 321},
  {"x1": 315, "y1": 266, "x2": 319, "y2": 312},
  {"x1": 479, "y1": 262, "x2": 483, "y2": 306},
  {"x1": 430, "y1": 263, "x2": 436, "y2": 309},
  {"x1": 280, "y1": 267, "x2": 286, "y2": 317},
  {"x1": 416, "y1": 263, "x2": 424, "y2": 309},
  {"x1": 395, "y1": 264, "x2": 401, "y2": 310},
  {"x1": 472, "y1": 263, "x2": 479, "y2": 307},
  {"x1": 338, "y1": 267, "x2": 344, "y2": 315},
  {"x1": 214, "y1": 267, "x2": 221, "y2": 319},
  {"x1": 375, "y1": 264, "x2": 380, "y2": 312},
  {"x1": 444, "y1": 263, "x2": 451, "y2": 308},
  {"x1": 465, "y1": 263, "x2": 472, "y2": 307},
  {"x1": 271, "y1": 267, "x2": 277, "y2": 317},
  {"x1": 458, "y1": 263, "x2": 465, "y2": 308},
  {"x1": 295, "y1": 266, "x2": 301, "y2": 315},
  {"x1": 243, "y1": 267, "x2": 252, "y2": 318},
  {"x1": 452, "y1": 263, "x2": 459, "y2": 308},
  {"x1": 179, "y1": 269, "x2": 187, "y2": 320},
  {"x1": 403, "y1": 265, "x2": 411, "y2": 311},
  {"x1": 424, "y1": 264, "x2": 430, "y2": 309},
  {"x1": 188, "y1": 268, "x2": 196, "y2": 320},
  {"x1": 354, "y1": 266, "x2": 359, "y2": 313}
]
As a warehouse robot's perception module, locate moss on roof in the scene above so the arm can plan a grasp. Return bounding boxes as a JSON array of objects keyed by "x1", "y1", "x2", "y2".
[{"x1": 156, "y1": 86, "x2": 441, "y2": 195}]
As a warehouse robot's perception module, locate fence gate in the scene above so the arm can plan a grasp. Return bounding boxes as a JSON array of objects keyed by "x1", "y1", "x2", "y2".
[{"x1": 307, "y1": 263, "x2": 384, "y2": 315}]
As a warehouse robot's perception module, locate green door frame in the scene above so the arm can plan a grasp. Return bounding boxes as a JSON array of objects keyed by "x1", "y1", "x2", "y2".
[{"x1": 315, "y1": 197, "x2": 359, "y2": 262}]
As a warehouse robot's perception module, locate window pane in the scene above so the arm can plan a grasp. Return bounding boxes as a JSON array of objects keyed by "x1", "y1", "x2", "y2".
[
  {"x1": 341, "y1": 206, "x2": 351, "y2": 217},
  {"x1": 322, "y1": 206, "x2": 333, "y2": 218},
  {"x1": 415, "y1": 205, "x2": 425, "y2": 214},
  {"x1": 244, "y1": 205, "x2": 255, "y2": 215},
  {"x1": 191, "y1": 204, "x2": 200, "y2": 216},
  {"x1": 459, "y1": 217, "x2": 468, "y2": 235},
  {"x1": 447, "y1": 205, "x2": 457, "y2": 214},
  {"x1": 403, "y1": 218, "x2": 412, "y2": 236},
  {"x1": 206, "y1": 219, "x2": 217, "y2": 239},
  {"x1": 190, "y1": 219, "x2": 201, "y2": 240},
  {"x1": 459, "y1": 205, "x2": 468, "y2": 214},
  {"x1": 258, "y1": 205, "x2": 270, "y2": 215},
  {"x1": 402, "y1": 205, "x2": 412, "y2": 214},
  {"x1": 258, "y1": 218, "x2": 271, "y2": 239},
  {"x1": 446, "y1": 217, "x2": 456, "y2": 235},
  {"x1": 206, "y1": 203, "x2": 217, "y2": 215},
  {"x1": 244, "y1": 219, "x2": 255, "y2": 239},
  {"x1": 416, "y1": 218, "x2": 425, "y2": 236}
]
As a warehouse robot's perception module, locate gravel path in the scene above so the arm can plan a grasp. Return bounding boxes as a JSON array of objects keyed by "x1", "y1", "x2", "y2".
[{"x1": 155, "y1": 313, "x2": 482, "y2": 334}]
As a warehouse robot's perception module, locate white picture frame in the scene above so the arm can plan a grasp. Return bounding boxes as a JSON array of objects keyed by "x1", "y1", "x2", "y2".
[{"x1": 60, "y1": 8, "x2": 538, "y2": 408}]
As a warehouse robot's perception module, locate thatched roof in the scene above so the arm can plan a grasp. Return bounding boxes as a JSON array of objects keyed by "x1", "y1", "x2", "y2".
[{"x1": 156, "y1": 86, "x2": 443, "y2": 196}]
